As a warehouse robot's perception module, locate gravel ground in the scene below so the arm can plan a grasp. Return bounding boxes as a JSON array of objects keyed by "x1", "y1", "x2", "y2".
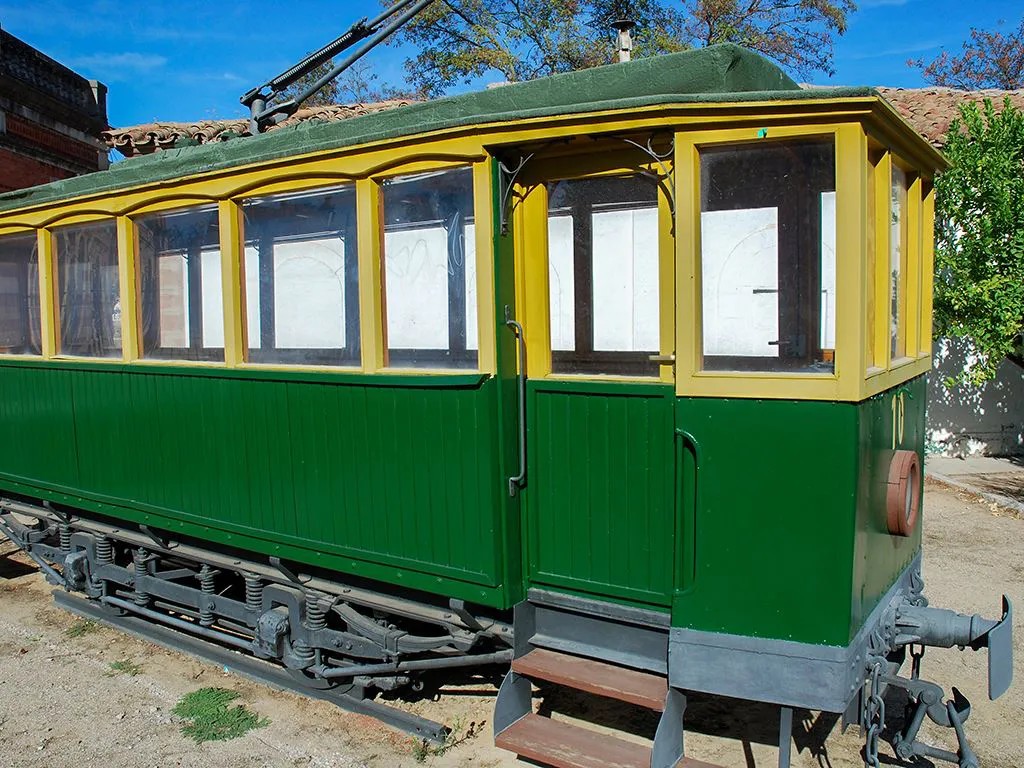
[{"x1": 0, "y1": 480, "x2": 1021, "y2": 768}]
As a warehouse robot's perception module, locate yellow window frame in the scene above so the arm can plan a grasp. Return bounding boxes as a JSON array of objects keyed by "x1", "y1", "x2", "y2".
[
  {"x1": 511, "y1": 148, "x2": 676, "y2": 384},
  {"x1": 0, "y1": 226, "x2": 47, "y2": 361},
  {"x1": 676, "y1": 123, "x2": 866, "y2": 401}
]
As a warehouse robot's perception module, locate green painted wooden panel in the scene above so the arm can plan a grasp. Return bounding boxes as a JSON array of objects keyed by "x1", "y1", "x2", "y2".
[
  {"x1": 850, "y1": 376, "x2": 925, "y2": 640},
  {"x1": 527, "y1": 380, "x2": 676, "y2": 606},
  {"x1": 673, "y1": 397, "x2": 860, "y2": 645},
  {"x1": 0, "y1": 363, "x2": 505, "y2": 594}
]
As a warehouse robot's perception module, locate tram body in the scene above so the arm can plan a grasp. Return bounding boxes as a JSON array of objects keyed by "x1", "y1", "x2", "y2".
[{"x1": 0, "y1": 45, "x2": 1011, "y2": 767}]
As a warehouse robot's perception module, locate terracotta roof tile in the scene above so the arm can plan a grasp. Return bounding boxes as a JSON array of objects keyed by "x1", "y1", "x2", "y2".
[
  {"x1": 103, "y1": 100, "x2": 410, "y2": 158},
  {"x1": 877, "y1": 86, "x2": 1024, "y2": 148}
]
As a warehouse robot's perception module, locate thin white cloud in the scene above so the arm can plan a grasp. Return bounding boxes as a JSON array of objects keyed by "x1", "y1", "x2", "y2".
[
  {"x1": 843, "y1": 39, "x2": 944, "y2": 60},
  {"x1": 68, "y1": 52, "x2": 168, "y2": 81}
]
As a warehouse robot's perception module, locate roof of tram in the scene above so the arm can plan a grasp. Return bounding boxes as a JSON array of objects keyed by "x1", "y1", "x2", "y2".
[{"x1": 0, "y1": 44, "x2": 882, "y2": 215}]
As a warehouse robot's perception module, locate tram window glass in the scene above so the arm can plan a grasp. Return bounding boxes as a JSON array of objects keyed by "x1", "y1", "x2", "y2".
[
  {"x1": 136, "y1": 206, "x2": 224, "y2": 362},
  {"x1": 546, "y1": 175, "x2": 660, "y2": 377},
  {"x1": 242, "y1": 185, "x2": 359, "y2": 366},
  {"x1": 699, "y1": 139, "x2": 836, "y2": 373},
  {"x1": 890, "y1": 164, "x2": 909, "y2": 360},
  {"x1": 53, "y1": 220, "x2": 121, "y2": 358},
  {"x1": 381, "y1": 167, "x2": 477, "y2": 370},
  {"x1": 0, "y1": 233, "x2": 41, "y2": 356}
]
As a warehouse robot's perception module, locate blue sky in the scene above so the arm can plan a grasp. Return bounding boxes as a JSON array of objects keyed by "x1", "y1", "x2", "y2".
[{"x1": 3, "y1": 0, "x2": 1021, "y2": 128}]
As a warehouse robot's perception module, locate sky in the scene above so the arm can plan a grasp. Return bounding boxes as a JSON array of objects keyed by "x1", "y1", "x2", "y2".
[{"x1": 3, "y1": 0, "x2": 1022, "y2": 129}]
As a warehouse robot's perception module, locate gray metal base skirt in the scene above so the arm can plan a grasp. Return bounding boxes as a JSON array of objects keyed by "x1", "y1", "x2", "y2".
[{"x1": 669, "y1": 556, "x2": 922, "y2": 713}]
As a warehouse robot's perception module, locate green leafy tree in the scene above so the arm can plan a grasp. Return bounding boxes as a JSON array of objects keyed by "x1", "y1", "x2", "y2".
[
  {"x1": 383, "y1": 0, "x2": 856, "y2": 98},
  {"x1": 933, "y1": 98, "x2": 1024, "y2": 385},
  {"x1": 910, "y1": 18, "x2": 1024, "y2": 90},
  {"x1": 279, "y1": 59, "x2": 409, "y2": 108}
]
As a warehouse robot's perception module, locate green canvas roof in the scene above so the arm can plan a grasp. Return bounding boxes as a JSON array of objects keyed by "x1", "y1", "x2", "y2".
[{"x1": 0, "y1": 44, "x2": 875, "y2": 215}]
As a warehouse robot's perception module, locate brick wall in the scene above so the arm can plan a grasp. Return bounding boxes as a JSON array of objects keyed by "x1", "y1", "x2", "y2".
[{"x1": 0, "y1": 147, "x2": 74, "y2": 193}]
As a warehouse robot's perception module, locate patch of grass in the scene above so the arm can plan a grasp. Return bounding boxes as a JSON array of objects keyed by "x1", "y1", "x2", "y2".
[
  {"x1": 105, "y1": 659, "x2": 144, "y2": 677},
  {"x1": 410, "y1": 717, "x2": 484, "y2": 763},
  {"x1": 172, "y1": 687, "x2": 269, "y2": 743},
  {"x1": 65, "y1": 619, "x2": 98, "y2": 638}
]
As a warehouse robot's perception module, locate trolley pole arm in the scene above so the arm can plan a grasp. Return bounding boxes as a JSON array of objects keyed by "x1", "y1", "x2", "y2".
[{"x1": 242, "y1": 0, "x2": 437, "y2": 133}]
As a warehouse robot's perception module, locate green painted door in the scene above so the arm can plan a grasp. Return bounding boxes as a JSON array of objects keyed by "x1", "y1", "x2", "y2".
[{"x1": 517, "y1": 163, "x2": 678, "y2": 608}]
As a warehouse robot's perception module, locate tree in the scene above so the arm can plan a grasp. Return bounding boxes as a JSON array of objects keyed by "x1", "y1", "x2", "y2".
[
  {"x1": 680, "y1": 0, "x2": 856, "y2": 78},
  {"x1": 383, "y1": 0, "x2": 856, "y2": 98},
  {"x1": 910, "y1": 18, "x2": 1024, "y2": 90},
  {"x1": 278, "y1": 59, "x2": 408, "y2": 108},
  {"x1": 933, "y1": 98, "x2": 1024, "y2": 385}
]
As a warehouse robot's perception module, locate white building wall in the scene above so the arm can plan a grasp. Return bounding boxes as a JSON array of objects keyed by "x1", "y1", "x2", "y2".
[{"x1": 928, "y1": 337, "x2": 1024, "y2": 457}]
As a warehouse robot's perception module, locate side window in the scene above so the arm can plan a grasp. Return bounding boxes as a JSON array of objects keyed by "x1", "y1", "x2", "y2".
[
  {"x1": 890, "y1": 163, "x2": 909, "y2": 360},
  {"x1": 546, "y1": 175, "x2": 660, "y2": 377},
  {"x1": 242, "y1": 185, "x2": 359, "y2": 367},
  {"x1": 699, "y1": 139, "x2": 836, "y2": 373},
  {"x1": 136, "y1": 206, "x2": 224, "y2": 362},
  {"x1": 381, "y1": 167, "x2": 477, "y2": 370},
  {"x1": 53, "y1": 220, "x2": 121, "y2": 358},
  {"x1": 0, "y1": 232, "x2": 41, "y2": 356}
]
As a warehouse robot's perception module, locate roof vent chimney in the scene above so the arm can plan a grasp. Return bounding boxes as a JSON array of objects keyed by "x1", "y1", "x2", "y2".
[{"x1": 612, "y1": 19, "x2": 635, "y2": 63}]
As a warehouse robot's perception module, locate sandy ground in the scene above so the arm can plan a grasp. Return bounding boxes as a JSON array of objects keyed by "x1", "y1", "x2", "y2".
[{"x1": 0, "y1": 480, "x2": 1021, "y2": 768}]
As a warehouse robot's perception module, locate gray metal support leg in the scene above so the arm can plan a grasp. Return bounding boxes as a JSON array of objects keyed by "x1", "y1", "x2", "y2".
[
  {"x1": 493, "y1": 671, "x2": 532, "y2": 737},
  {"x1": 778, "y1": 706, "x2": 793, "y2": 768},
  {"x1": 651, "y1": 688, "x2": 687, "y2": 768}
]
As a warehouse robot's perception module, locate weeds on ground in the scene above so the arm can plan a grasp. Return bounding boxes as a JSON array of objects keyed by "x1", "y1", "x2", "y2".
[
  {"x1": 105, "y1": 659, "x2": 144, "y2": 677},
  {"x1": 172, "y1": 687, "x2": 269, "y2": 743},
  {"x1": 65, "y1": 619, "x2": 98, "y2": 638},
  {"x1": 410, "y1": 717, "x2": 485, "y2": 763}
]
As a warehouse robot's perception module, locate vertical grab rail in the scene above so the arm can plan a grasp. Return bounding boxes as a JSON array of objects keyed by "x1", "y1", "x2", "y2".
[{"x1": 505, "y1": 305, "x2": 527, "y2": 497}]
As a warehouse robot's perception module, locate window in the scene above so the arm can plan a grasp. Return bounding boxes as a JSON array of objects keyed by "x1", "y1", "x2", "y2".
[
  {"x1": 546, "y1": 175, "x2": 660, "y2": 377},
  {"x1": 699, "y1": 139, "x2": 836, "y2": 373},
  {"x1": 381, "y1": 168, "x2": 476, "y2": 369},
  {"x1": 136, "y1": 206, "x2": 224, "y2": 362},
  {"x1": 240, "y1": 185, "x2": 359, "y2": 366},
  {"x1": 890, "y1": 163, "x2": 909, "y2": 360},
  {"x1": 0, "y1": 233, "x2": 41, "y2": 356},
  {"x1": 53, "y1": 221, "x2": 120, "y2": 358}
]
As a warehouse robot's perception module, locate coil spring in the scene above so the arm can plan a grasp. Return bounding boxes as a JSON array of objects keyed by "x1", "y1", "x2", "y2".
[
  {"x1": 198, "y1": 564, "x2": 218, "y2": 627},
  {"x1": 58, "y1": 524, "x2": 72, "y2": 553},
  {"x1": 244, "y1": 573, "x2": 263, "y2": 614},
  {"x1": 305, "y1": 592, "x2": 328, "y2": 631},
  {"x1": 94, "y1": 537, "x2": 113, "y2": 565},
  {"x1": 132, "y1": 548, "x2": 149, "y2": 607}
]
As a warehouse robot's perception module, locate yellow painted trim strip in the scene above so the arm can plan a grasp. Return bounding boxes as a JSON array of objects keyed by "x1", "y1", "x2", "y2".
[
  {"x1": 920, "y1": 184, "x2": 936, "y2": 355},
  {"x1": 356, "y1": 179, "x2": 384, "y2": 373},
  {"x1": 521, "y1": 183, "x2": 551, "y2": 379},
  {"x1": 658, "y1": 180, "x2": 676, "y2": 384},
  {"x1": 873, "y1": 153, "x2": 892, "y2": 370},
  {"x1": 836, "y1": 124, "x2": 868, "y2": 401},
  {"x1": 218, "y1": 200, "x2": 245, "y2": 366},
  {"x1": 36, "y1": 229, "x2": 57, "y2": 358},
  {"x1": 675, "y1": 131, "x2": 700, "y2": 395},
  {"x1": 116, "y1": 217, "x2": 140, "y2": 361},
  {"x1": 905, "y1": 175, "x2": 922, "y2": 358},
  {"x1": 473, "y1": 160, "x2": 497, "y2": 374}
]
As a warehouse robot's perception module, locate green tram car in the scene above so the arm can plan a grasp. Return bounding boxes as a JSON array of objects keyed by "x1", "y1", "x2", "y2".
[{"x1": 0, "y1": 46, "x2": 1012, "y2": 768}]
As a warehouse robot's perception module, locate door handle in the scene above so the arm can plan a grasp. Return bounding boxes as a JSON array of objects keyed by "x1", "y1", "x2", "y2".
[
  {"x1": 648, "y1": 353, "x2": 676, "y2": 364},
  {"x1": 505, "y1": 305, "x2": 527, "y2": 497}
]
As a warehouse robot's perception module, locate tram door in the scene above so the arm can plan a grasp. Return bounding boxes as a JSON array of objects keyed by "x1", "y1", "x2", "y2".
[{"x1": 514, "y1": 156, "x2": 678, "y2": 609}]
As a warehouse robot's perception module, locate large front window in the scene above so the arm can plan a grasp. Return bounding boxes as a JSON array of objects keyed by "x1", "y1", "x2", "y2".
[{"x1": 699, "y1": 139, "x2": 837, "y2": 373}]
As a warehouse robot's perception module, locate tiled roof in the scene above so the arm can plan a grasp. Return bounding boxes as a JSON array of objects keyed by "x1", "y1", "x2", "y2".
[
  {"x1": 877, "y1": 86, "x2": 1024, "y2": 148},
  {"x1": 104, "y1": 100, "x2": 410, "y2": 158}
]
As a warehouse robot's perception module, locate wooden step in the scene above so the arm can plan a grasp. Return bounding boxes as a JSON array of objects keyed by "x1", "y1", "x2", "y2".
[
  {"x1": 513, "y1": 648, "x2": 668, "y2": 711},
  {"x1": 496, "y1": 714, "x2": 725, "y2": 768},
  {"x1": 496, "y1": 713, "x2": 651, "y2": 768}
]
